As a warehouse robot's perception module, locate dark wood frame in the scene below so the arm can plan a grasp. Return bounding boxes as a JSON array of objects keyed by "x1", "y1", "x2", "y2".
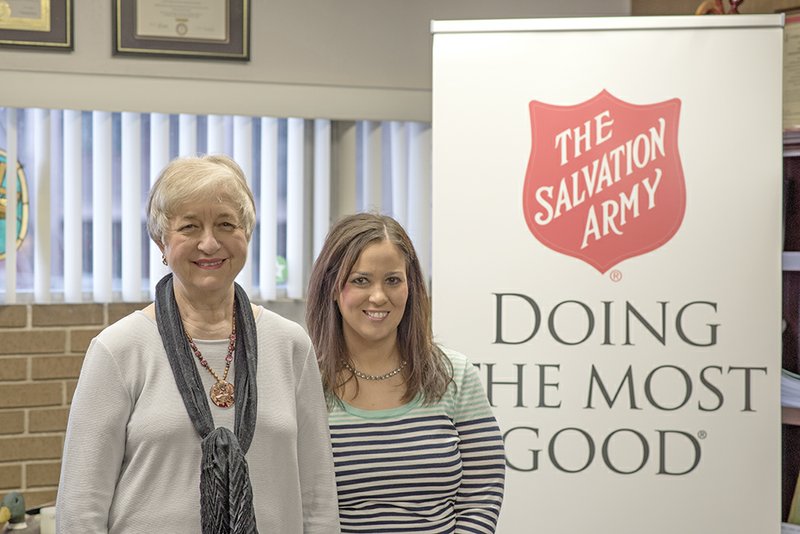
[
  {"x1": 113, "y1": 0, "x2": 250, "y2": 61},
  {"x1": 0, "y1": 0, "x2": 73, "y2": 50}
]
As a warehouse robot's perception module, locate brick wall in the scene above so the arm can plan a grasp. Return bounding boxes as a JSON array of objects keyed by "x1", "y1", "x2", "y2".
[
  {"x1": 0, "y1": 299, "x2": 305, "y2": 510},
  {"x1": 0, "y1": 302, "x2": 146, "y2": 509}
]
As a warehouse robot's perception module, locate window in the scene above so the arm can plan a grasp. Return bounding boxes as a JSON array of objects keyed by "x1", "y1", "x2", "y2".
[{"x1": 0, "y1": 108, "x2": 432, "y2": 303}]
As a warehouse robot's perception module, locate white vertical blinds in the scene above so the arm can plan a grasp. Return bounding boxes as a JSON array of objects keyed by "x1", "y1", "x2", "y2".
[
  {"x1": 360, "y1": 120, "x2": 383, "y2": 212},
  {"x1": 33, "y1": 109, "x2": 51, "y2": 303},
  {"x1": 407, "y1": 122, "x2": 432, "y2": 283},
  {"x1": 333, "y1": 122, "x2": 358, "y2": 217},
  {"x1": 4, "y1": 108, "x2": 18, "y2": 304},
  {"x1": 1, "y1": 110, "x2": 431, "y2": 303},
  {"x1": 286, "y1": 118, "x2": 306, "y2": 300},
  {"x1": 207, "y1": 115, "x2": 225, "y2": 154},
  {"x1": 312, "y1": 119, "x2": 331, "y2": 260},
  {"x1": 390, "y1": 121, "x2": 409, "y2": 228},
  {"x1": 259, "y1": 118, "x2": 279, "y2": 302},
  {"x1": 92, "y1": 111, "x2": 113, "y2": 303},
  {"x1": 63, "y1": 110, "x2": 82, "y2": 303},
  {"x1": 233, "y1": 115, "x2": 254, "y2": 294},
  {"x1": 149, "y1": 113, "x2": 171, "y2": 299},
  {"x1": 121, "y1": 112, "x2": 143, "y2": 302},
  {"x1": 178, "y1": 114, "x2": 198, "y2": 156}
]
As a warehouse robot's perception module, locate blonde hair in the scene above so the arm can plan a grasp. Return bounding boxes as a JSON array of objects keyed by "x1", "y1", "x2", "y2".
[
  {"x1": 146, "y1": 154, "x2": 256, "y2": 246},
  {"x1": 306, "y1": 212, "x2": 453, "y2": 407}
]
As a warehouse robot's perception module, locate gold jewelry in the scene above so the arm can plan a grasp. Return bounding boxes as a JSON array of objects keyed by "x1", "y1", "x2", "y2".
[
  {"x1": 186, "y1": 313, "x2": 236, "y2": 408},
  {"x1": 343, "y1": 359, "x2": 407, "y2": 381}
]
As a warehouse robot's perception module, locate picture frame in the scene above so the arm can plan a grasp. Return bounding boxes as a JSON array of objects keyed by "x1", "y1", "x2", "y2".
[
  {"x1": 0, "y1": 0, "x2": 73, "y2": 50},
  {"x1": 113, "y1": 0, "x2": 250, "y2": 61}
]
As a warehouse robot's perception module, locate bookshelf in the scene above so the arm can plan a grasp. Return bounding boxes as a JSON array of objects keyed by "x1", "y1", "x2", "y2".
[{"x1": 784, "y1": 133, "x2": 800, "y2": 522}]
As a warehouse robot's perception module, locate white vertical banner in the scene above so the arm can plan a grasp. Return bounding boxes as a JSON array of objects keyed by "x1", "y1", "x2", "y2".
[{"x1": 431, "y1": 16, "x2": 783, "y2": 534}]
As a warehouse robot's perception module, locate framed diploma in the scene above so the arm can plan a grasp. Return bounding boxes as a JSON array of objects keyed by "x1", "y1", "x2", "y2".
[
  {"x1": 0, "y1": 0, "x2": 73, "y2": 50},
  {"x1": 113, "y1": 0, "x2": 250, "y2": 60}
]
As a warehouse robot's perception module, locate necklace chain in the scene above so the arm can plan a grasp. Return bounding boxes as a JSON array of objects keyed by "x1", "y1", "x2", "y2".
[
  {"x1": 343, "y1": 359, "x2": 407, "y2": 381},
  {"x1": 185, "y1": 309, "x2": 236, "y2": 408}
]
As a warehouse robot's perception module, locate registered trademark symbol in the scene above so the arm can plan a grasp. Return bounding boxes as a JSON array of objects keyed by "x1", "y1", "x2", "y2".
[
  {"x1": 609, "y1": 270, "x2": 622, "y2": 282},
  {"x1": 697, "y1": 430, "x2": 707, "y2": 440}
]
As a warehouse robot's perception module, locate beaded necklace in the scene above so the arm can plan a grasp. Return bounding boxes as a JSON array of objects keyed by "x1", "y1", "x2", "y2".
[
  {"x1": 343, "y1": 359, "x2": 407, "y2": 381},
  {"x1": 186, "y1": 312, "x2": 236, "y2": 408}
]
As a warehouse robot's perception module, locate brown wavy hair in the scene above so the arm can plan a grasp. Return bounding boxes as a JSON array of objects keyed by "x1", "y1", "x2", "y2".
[{"x1": 306, "y1": 213, "x2": 452, "y2": 407}]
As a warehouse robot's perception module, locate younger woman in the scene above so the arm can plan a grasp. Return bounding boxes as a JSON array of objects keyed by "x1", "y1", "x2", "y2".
[{"x1": 306, "y1": 213, "x2": 505, "y2": 533}]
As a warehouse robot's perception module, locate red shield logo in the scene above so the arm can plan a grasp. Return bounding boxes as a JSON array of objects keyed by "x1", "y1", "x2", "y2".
[{"x1": 522, "y1": 90, "x2": 685, "y2": 273}]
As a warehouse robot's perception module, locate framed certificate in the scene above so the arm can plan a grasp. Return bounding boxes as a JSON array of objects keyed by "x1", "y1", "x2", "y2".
[
  {"x1": 113, "y1": 0, "x2": 250, "y2": 61},
  {"x1": 0, "y1": 0, "x2": 73, "y2": 50}
]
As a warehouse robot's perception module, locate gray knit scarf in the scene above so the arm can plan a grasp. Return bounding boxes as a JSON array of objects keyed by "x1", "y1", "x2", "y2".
[{"x1": 155, "y1": 274, "x2": 259, "y2": 534}]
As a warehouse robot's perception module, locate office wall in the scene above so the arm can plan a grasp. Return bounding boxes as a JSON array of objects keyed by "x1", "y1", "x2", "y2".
[{"x1": 0, "y1": 0, "x2": 629, "y2": 121}]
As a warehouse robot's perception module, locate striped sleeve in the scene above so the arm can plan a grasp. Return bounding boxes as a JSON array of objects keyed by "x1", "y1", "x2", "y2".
[{"x1": 449, "y1": 350, "x2": 506, "y2": 533}]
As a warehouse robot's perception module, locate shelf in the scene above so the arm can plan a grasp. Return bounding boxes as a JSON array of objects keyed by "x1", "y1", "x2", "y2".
[
  {"x1": 784, "y1": 407, "x2": 800, "y2": 426},
  {"x1": 785, "y1": 252, "x2": 800, "y2": 271},
  {"x1": 785, "y1": 131, "x2": 800, "y2": 156}
]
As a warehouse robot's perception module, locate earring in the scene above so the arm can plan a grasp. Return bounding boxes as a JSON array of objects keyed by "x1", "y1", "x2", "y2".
[{"x1": 161, "y1": 255, "x2": 168, "y2": 266}]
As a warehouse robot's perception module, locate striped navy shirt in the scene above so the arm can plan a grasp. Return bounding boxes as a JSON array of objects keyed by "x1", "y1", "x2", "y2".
[{"x1": 328, "y1": 349, "x2": 505, "y2": 533}]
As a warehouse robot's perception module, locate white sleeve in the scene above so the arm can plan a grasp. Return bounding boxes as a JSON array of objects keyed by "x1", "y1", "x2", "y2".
[
  {"x1": 295, "y1": 343, "x2": 341, "y2": 534},
  {"x1": 56, "y1": 338, "x2": 131, "y2": 534}
]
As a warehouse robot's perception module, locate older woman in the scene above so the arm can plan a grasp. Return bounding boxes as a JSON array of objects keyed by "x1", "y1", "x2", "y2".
[
  {"x1": 56, "y1": 155, "x2": 340, "y2": 533},
  {"x1": 306, "y1": 213, "x2": 506, "y2": 533}
]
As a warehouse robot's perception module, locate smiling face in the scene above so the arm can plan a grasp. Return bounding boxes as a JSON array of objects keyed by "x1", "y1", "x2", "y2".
[
  {"x1": 161, "y1": 198, "x2": 248, "y2": 302},
  {"x1": 336, "y1": 240, "x2": 409, "y2": 354}
]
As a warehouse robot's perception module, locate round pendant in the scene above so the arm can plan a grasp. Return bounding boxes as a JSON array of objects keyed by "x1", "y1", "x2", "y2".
[{"x1": 210, "y1": 380, "x2": 235, "y2": 408}]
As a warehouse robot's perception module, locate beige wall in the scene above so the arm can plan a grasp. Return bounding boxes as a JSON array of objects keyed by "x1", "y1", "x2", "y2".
[
  {"x1": 0, "y1": 0, "x2": 629, "y2": 121},
  {"x1": 6, "y1": 2, "x2": 791, "y2": 119}
]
